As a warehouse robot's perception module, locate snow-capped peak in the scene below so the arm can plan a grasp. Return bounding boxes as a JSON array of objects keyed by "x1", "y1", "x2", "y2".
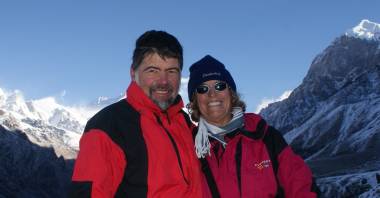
[
  {"x1": 0, "y1": 87, "x2": 103, "y2": 153},
  {"x1": 345, "y1": 19, "x2": 380, "y2": 41},
  {"x1": 31, "y1": 96, "x2": 98, "y2": 128},
  {"x1": 3, "y1": 89, "x2": 36, "y2": 119},
  {"x1": 32, "y1": 97, "x2": 63, "y2": 121},
  {"x1": 0, "y1": 88, "x2": 98, "y2": 132}
]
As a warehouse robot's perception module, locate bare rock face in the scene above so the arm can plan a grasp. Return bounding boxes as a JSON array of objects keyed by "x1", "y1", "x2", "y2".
[{"x1": 0, "y1": 125, "x2": 74, "y2": 198}]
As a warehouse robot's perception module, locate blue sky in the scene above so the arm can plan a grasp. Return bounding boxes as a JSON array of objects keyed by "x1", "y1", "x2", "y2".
[{"x1": 1, "y1": 1, "x2": 379, "y2": 112}]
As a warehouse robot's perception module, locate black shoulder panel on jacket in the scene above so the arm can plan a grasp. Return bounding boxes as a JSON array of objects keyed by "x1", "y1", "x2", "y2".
[
  {"x1": 84, "y1": 99, "x2": 148, "y2": 198},
  {"x1": 181, "y1": 109, "x2": 193, "y2": 128},
  {"x1": 263, "y1": 126, "x2": 288, "y2": 158},
  {"x1": 238, "y1": 119, "x2": 267, "y2": 140},
  {"x1": 263, "y1": 126, "x2": 288, "y2": 198}
]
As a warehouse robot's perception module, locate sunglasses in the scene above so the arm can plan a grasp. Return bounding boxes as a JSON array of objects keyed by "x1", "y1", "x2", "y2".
[{"x1": 196, "y1": 82, "x2": 228, "y2": 94}]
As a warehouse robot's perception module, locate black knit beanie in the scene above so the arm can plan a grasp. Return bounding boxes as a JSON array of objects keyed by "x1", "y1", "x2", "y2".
[{"x1": 188, "y1": 55, "x2": 236, "y2": 101}]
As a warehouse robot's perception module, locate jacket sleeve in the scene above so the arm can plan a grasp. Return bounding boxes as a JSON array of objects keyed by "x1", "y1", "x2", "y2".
[
  {"x1": 69, "y1": 129, "x2": 126, "y2": 198},
  {"x1": 277, "y1": 145, "x2": 318, "y2": 198}
]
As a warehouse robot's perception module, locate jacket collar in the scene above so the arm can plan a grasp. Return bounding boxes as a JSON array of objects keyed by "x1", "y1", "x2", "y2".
[
  {"x1": 222, "y1": 113, "x2": 267, "y2": 141},
  {"x1": 126, "y1": 81, "x2": 184, "y2": 118}
]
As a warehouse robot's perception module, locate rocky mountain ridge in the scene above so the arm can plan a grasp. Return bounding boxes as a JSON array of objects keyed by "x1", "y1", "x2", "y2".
[{"x1": 260, "y1": 20, "x2": 380, "y2": 197}]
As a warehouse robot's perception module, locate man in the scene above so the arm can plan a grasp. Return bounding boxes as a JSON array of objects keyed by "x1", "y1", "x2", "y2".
[{"x1": 70, "y1": 30, "x2": 203, "y2": 197}]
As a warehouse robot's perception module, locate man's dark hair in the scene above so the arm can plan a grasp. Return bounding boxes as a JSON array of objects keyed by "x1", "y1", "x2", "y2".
[{"x1": 131, "y1": 30, "x2": 183, "y2": 70}]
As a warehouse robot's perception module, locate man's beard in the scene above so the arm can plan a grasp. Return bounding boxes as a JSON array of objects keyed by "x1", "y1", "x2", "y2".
[{"x1": 149, "y1": 84, "x2": 177, "y2": 110}]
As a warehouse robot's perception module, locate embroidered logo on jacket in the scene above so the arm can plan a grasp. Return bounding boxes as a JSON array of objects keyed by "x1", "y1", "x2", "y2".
[{"x1": 254, "y1": 160, "x2": 271, "y2": 170}]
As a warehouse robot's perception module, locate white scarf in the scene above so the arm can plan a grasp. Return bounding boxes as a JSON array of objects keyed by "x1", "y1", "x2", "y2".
[{"x1": 195, "y1": 107, "x2": 244, "y2": 158}]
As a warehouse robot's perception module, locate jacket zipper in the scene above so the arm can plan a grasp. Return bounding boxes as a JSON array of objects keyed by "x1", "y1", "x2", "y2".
[{"x1": 155, "y1": 114, "x2": 189, "y2": 185}]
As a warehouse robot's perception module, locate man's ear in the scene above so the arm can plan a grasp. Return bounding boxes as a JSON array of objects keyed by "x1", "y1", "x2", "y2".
[{"x1": 130, "y1": 67, "x2": 136, "y2": 81}]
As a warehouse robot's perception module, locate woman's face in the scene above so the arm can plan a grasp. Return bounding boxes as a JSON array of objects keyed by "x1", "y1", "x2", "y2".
[{"x1": 196, "y1": 80, "x2": 232, "y2": 126}]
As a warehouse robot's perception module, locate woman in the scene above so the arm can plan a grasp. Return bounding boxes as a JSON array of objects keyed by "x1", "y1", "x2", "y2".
[{"x1": 187, "y1": 55, "x2": 319, "y2": 198}]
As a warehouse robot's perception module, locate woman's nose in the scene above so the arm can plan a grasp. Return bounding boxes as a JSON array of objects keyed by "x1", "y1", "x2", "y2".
[{"x1": 207, "y1": 86, "x2": 216, "y2": 97}]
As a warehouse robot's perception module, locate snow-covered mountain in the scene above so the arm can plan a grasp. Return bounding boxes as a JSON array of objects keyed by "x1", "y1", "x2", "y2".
[
  {"x1": 0, "y1": 88, "x2": 100, "y2": 158},
  {"x1": 260, "y1": 19, "x2": 380, "y2": 197},
  {"x1": 0, "y1": 88, "x2": 107, "y2": 197}
]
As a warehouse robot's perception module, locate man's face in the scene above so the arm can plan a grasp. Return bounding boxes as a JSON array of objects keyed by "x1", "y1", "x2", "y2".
[{"x1": 131, "y1": 53, "x2": 181, "y2": 110}]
